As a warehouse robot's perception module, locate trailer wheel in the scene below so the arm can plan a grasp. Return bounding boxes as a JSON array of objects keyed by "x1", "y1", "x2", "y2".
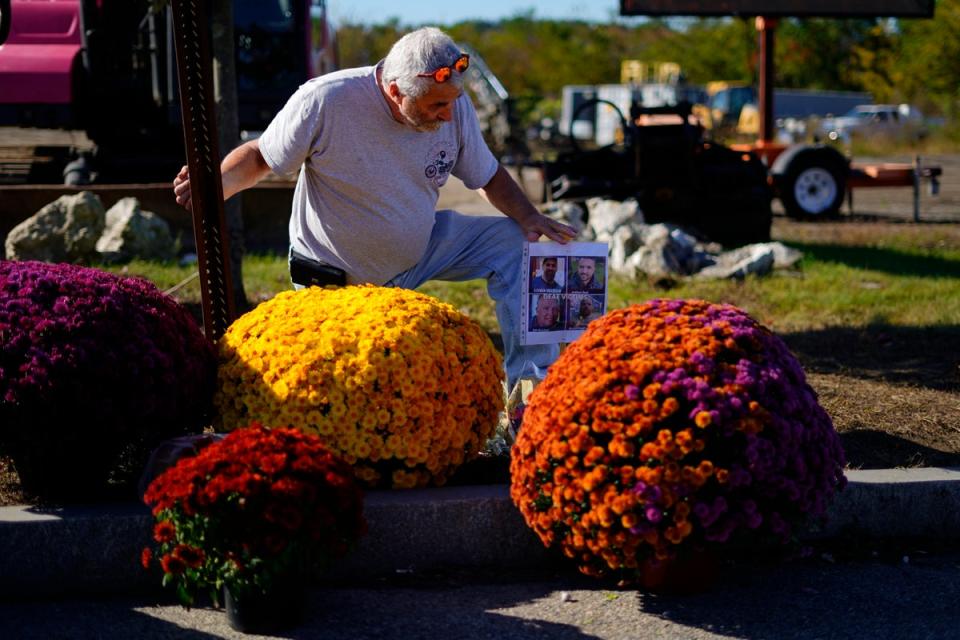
[{"x1": 779, "y1": 150, "x2": 846, "y2": 219}]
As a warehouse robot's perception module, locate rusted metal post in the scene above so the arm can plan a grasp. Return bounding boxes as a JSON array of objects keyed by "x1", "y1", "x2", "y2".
[
  {"x1": 913, "y1": 155, "x2": 921, "y2": 222},
  {"x1": 169, "y1": 0, "x2": 236, "y2": 340},
  {"x1": 756, "y1": 16, "x2": 777, "y2": 144}
]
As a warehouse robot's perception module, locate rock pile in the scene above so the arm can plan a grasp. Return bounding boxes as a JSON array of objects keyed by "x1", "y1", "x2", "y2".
[
  {"x1": 96, "y1": 197, "x2": 175, "y2": 262},
  {"x1": 4, "y1": 192, "x2": 175, "y2": 263},
  {"x1": 3, "y1": 192, "x2": 105, "y2": 263},
  {"x1": 543, "y1": 197, "x2": 802, "y2": 280}
]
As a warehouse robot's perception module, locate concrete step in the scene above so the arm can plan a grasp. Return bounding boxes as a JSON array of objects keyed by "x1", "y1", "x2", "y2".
[{"x1": 2, "y1": 468, "x2": 960, "y2": 597}]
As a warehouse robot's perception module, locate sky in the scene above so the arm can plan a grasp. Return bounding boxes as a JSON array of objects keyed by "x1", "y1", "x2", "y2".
[{"x1": 330, "y1": 1, "x2": 637, "y2": 27}]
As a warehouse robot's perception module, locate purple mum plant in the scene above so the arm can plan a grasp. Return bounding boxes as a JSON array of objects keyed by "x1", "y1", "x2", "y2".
[{"x1": 0, "y1": 261, "x2": 216, "y2": 498}]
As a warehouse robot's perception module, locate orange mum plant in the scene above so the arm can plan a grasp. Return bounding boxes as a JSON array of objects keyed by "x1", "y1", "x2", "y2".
[{"x1": 510, "y1": 299, "x2": 846, "y2": 582}]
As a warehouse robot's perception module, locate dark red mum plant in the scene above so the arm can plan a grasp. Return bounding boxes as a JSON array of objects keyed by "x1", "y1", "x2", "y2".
[{"x1": 142, "y1": 424, "x2": 367, "y2": 605}]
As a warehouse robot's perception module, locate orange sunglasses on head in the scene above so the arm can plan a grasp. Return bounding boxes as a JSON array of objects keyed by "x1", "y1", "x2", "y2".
[{"x1": 417, "y1": 53, "x2": 470, "y2": 83}]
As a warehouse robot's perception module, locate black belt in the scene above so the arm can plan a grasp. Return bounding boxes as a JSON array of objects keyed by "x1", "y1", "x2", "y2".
[{"x1": 289, "y1": 250, "x2": 347, "y2": 287}]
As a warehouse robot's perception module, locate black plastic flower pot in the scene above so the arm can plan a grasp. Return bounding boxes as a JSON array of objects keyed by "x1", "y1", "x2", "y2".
[{"x1": 224, "y1": 580, "x2": 306, "y2": 635}]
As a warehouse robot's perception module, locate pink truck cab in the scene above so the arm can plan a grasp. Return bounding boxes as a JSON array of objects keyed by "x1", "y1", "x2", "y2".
[
  {"x1": 0, "y1": 0, "x2": 83, "y2": 124},
  {"x1": 0, "y1": 0, "x2": 338, "y2": 181}
]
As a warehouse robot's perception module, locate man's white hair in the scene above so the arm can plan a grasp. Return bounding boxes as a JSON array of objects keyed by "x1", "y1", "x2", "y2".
[{"x1": 382, "y1": 27, "x2": 464, "y2": 98}]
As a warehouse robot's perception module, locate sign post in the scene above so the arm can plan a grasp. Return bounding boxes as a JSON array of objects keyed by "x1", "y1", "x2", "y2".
[{"x1": 169, "y1": 0, "x2": 236, "y2": 340}]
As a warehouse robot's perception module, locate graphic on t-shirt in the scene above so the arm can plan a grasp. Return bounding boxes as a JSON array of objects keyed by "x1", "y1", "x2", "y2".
[{"x1": 424, "y1": 142, "x2": 456, "y2": 187}]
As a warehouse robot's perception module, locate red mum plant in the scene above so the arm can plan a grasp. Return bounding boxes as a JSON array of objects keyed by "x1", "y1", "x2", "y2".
[
  {"x1": 510, "y1": 299, "x2": 846, "y2": 585},
  {"x1": 0, "y1": 260, "x2": 216, "y2": 498},
  {"x1": 142, "y1": 424, "x2": 366, "y2": 606}
]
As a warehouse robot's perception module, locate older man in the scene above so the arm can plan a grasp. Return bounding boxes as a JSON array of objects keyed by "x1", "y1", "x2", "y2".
[
  {"x1": 173, "y1": 27, "x2": 575, "y2": 388},
  {"x1": 530, "y1": 295, "x2": 562, "y2": 331}
]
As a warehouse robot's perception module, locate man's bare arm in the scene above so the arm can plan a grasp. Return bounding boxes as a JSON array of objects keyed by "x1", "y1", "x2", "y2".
[
  {"x1": 173, "y1": 139, "x2": 273, "y2": 212},
  {"x1": 478, "y1": 165, "x2": 576, "y2": 243}
]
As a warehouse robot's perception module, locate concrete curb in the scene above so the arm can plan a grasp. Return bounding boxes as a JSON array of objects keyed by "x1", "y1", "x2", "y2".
[
  {"x1": 2, "y1": 468, "x2": 960, "y2": 597},
  {"x1": 819, "y1": 467, "x2": 960, "y2": 538}
]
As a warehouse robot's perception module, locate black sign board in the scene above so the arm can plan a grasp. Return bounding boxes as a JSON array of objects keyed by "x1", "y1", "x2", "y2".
[{"x1": 620, "y1": 0, "x2": 935, "y2": 17}]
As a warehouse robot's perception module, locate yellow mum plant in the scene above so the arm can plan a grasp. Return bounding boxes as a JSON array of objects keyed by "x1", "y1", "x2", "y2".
[{"x1": 214, "y1": 285, "x2": 505, "y2": 488}]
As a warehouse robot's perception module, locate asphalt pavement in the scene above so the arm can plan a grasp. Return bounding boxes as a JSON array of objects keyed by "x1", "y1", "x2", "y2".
[{"x1": 2, "y1": 549, "x2": 959, "y2": 640}]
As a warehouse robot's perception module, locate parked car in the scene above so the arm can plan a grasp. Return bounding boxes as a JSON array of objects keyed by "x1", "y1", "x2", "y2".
[{"x1": 818, "y1": 104, "x2": 926, "y2": 143}]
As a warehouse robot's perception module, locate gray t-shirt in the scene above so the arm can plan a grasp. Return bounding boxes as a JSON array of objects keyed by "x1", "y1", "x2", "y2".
[{"x1": 258, "y1": 64, "x2": 500, "y2": 285}]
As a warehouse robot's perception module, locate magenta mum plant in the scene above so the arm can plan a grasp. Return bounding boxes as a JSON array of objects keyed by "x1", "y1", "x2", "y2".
[{"x1": 0, "y1": 260, "x2": 217, "y2": 497}]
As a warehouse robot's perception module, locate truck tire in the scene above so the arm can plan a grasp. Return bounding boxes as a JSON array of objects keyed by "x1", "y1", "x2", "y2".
[{"x1": 777, "y1": 148, "x2": 847, "y2": 219}]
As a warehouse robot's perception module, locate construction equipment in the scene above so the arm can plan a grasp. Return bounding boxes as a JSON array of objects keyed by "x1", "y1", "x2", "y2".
[
  {"x1": 0, "y1": 0, "x2": 337, "y2": 183},
  {"x1": 539, "y1": 0, "x2": 944, "y2": 234},
  {"x1": 545, "y1": 100, "x2": 774, "y2": 246},
  {"x1": 620, "y1": 60, "x2": 683, "y2": 85},
  {"x1": 546, "y1": 88, "x2": 940, "y2": 229},
  {"x1": 696, "y1": 83, "x2": 873, "y2": 138},
  {"x1": 692, "y1": 82, "x2": 757, "y2": 132},
  {"x1": 458, "y1": 44, "x2": 525, "y2": 161}
]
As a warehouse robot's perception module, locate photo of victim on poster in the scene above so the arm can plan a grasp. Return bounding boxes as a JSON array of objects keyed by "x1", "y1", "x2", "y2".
[{"x1": 521, "y1": 242, "x2": 609, "y2": 345}]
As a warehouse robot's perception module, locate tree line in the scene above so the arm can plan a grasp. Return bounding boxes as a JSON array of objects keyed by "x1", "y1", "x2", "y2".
[{"x1": 336, "y1": 1, "x2": 960, "y2": 126}]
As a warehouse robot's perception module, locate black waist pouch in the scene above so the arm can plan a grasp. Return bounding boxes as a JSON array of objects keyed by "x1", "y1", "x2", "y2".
[{"x1": 289, "y1": 250, "x2": 347, "y2": 287}]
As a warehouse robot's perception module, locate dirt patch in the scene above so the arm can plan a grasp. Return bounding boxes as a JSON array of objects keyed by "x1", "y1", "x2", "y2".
[
  {"x1": 812, "y1": 373, "x2": 960, "y2": 469},
  {"x1": 771, "y1": 212, "x2": 960, "y2": 469}
]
